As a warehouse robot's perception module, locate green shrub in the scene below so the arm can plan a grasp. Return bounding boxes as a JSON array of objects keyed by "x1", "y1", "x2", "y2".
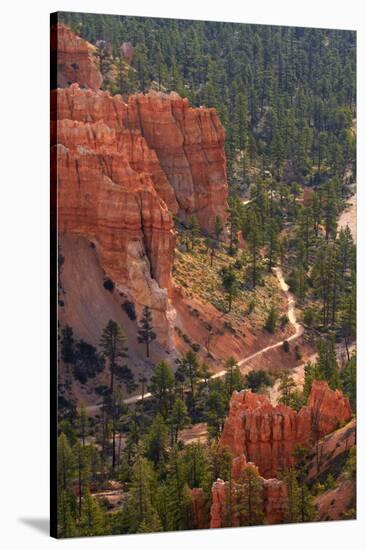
[{"x1": 283, "y1": 340, "x2": 290, "y2": 352}]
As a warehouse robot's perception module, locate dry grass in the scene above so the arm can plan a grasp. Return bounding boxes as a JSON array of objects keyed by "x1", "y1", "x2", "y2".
[{"x1": 173, "y1": 237, "x2": 287, "y2": 336}]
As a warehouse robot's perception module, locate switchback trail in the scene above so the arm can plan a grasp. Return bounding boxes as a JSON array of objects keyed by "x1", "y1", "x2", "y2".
[
  {"x1": 210, "y1": 266, "x2": 303, "y2": 380},
  {"x1": 122, "y1": 266, "x2": 304, "y2": 405}
]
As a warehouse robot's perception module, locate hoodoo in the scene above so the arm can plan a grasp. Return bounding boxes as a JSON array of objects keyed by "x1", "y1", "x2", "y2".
[{"x1": 218, "y1": 381, "x2": 352, "y2": 478}]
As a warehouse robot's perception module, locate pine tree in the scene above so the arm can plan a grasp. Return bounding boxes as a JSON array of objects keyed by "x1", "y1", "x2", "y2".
[
  {"x1": 224, "y1": 357, "x2": 237, "y2": 396},
  {"x1": 137, "y1": 306, "x2": 156, "y2": 358},
  {"x1": 264, "y1": 304, "x2": 278, "y2": 333},
  {"x1": 165, "y1": 447, "x2": 186, "y2": 530},
  {"x1": 58, "y1": 489, "x2": 77, "y2": 538},
  {"x1": 183, "y1": 443, "x2": 212, "y2": 492},
  {"x1": 340, "y1": 355, "x2": 356, "y2": 411},
  {"x1": 105, "y1": 388, "x2": 125, "y2": 471},
  {"x1": 206, "y1": 385, "x2": 227, "y2": 438},
  {"x1": 284, "y1": 468, "x2": 301, "y2": 523},
  {"x1": 227, "y1": 196, "x2": 241, "y2": 255},
  {"x1": 278, "y1": 371, "x2": 296, "y2": 406},
  {"x1": 303, "y1": 361, "x2": 317, "y2": 401},
  {"x1": 187, "y1": 215, "x2": 200, "y2": 250},
  {"x1": 245, "y1": 208, "x2": 262, "y2": 287},
  {"x1": 220, "y1": 265, "x2": 239, "y2": 313},
  {"x1": 144, "y1": 413, "x2": 169, "y2": 467},
  {"x1": 149, "y1": 361, "x2": 174, "y2": 418},
  {"x1": 61, "y1": 325, "x2": 75, "y2": 366},
  {"x1": 267, "y1": 219, "x2": 279, "y2": 271},
  {"x1": 79, "y1": 487, "x2": 106, "y2": 537},
  {"x1": 170, "y1": 398, "x2": 189, "y2": 443},
  {"x1": 214, "y1": 215, "x2": 224, "y2": 242},
  {"x1": 235, "y1": 465, "x2": 264, "y2": 526},
  {"x1": 100, "y1": 320, "x2": 128, "y2": 394},
  {"x1": 57, "y1": 433, "x2": 75, "y2": 493},
  {"x1": 128, "y1": 452, "x2": 159, "y2": 532},
  {"x1": 176, "y1": 351, "x2": 200, "y2": 420},
  {"x1": 77, "y1": 403, "x2": 88, "y2": 447},
  {"x1": 315, "y1": 336, "x2": 340, "y2": 390},
  {"x1": 72, "y1": 440, "x2": 90, "y2": 518}
]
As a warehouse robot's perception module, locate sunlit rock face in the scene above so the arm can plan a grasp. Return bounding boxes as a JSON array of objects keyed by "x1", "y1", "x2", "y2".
[{"x1": 218, "y1": 381, "x2": 352, "y2": 478}]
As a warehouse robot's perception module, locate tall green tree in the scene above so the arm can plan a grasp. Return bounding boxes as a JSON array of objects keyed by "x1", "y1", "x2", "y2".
[
  {"x1": 220, "y1": 265, "x2": 239, "y2": 313},
  {"x1": 100, "y1": 320, "x2": 128, "y2": 394},
  {"x1": 137, "y1": 306, "x2": 156, "y2": 358},
  {"x1": 235, "y1": 465, "x2": 264, "y2": 526},
  {"x1": 149, "y1": 361, "x2": 174, "y2": 418}
]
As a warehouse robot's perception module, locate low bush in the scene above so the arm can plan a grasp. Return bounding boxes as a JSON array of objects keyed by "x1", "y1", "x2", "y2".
[{"x1": 103, "y1": 278, "x2": 115, "y2": 292}]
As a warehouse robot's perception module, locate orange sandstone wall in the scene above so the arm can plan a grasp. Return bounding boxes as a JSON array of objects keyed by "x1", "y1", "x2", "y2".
[{"x1": 218, "y1": 381, "x2": 352, "y2": 478}]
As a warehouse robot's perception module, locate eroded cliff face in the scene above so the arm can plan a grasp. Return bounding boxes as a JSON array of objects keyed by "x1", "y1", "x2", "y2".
[
  {"x1": 53, "y1": 88, "x2": 226, "y2": 348},
  {"x1": 51, "y1": 24, "x2": 103, "y2": 91},
  {"x1": 53, "y1": 24, "x2": 228, "y2": 348},
  {"x1": 128, "y1": 93, "x2": 228, "y2": 231},
  {"x1": 53, "y1": 86, "x2": 177, "y2": 347},
  {"x1": 218, "y1": 381, "x2": 352, "y2": 478}
]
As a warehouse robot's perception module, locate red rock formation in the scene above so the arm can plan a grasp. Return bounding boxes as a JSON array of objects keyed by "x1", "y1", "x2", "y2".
[
  {"x1": 210, "y1": 479, "x2": 228, "y2": 529},
  {"x1": 53, "y1": 80, "x2": 228, "y2": 346},
  {"x1": 51, "y1": 24, "x2": 102, "y2": 90},
  {"x1": 263, "y1": 478, "x2": 288, "y2": 524},
  {"x1": 53, "y1": 87, "x2": 176, "y2": 346},
  {"x1": 210, "y1": 463, "x2": 288, "y2": 528},
  {"x1": 307, "y1": 380, "x2": 353, "y2": 438},
  {"x1": 219, "y1": 381, "x2": 352, "y2": 478},
  {"x1": 129, "y1": 92, "x2": 228, "y2": 231}
]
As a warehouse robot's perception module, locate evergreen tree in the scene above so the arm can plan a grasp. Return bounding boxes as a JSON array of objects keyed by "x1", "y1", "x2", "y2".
[
  {"x1": 79, "y1": 488, "x2": 106, "y2": 537},
  {"x1": 57, "y1": 489, "x2": 77, "y2": 538},
  {"x1": 283, "y1": 468, "x2": 301, "y2": 523},
  {"x1": 235, "y1": 465, "x2": 264, "y2": 526},
  {"x1": 170, "y1": 398, "x2": 189, "y2": 443},
  {"x1": 187, "y1": 215, "x2": 200, "y2": 250},
  {"x1": 128, "y1": 452, "x2": 159, "y2": 532},
  {"x1": 340, "y1": 355, "x2": 356, "y2": 411},
  {"x1": 245, "y1": 208, "x2": 262, "y2": 288},
  {"x1": 264, "y1": 304, "x2": 278, "y2": 333},
  {"x1": 144, "y1": 413, "x2": 169, "y2": 467},
  {"x1": 149, "y1": 361, "x2": 174, "y2": 418},
  {"x1": 220, "y1": 265, "x2": 239, "y2": 313},
  {"x1": 77, "y1": 403, "x2": 88, "y2": 447},
  {"x1": 61, "y1": 325, "x2": 75, "y2": 366},
  {"x1": 100, "y1": 320, "x2": 128, "y2": 394},
  {"x1": 176, "y1": 351, "x2": 200, "y2": 419},
  {"x1": 214, "y1": 215, "x2": 224, "y2": 242},
  {"x1": 73, "y1": 441, "x2": 90, "y2": 517},
  {"x1": 278, "y1": 371, "x2": 296, "y2": 407},
  {"x1": 137, "y1": 306, "x2": 156, "y2": 358},
  {"x1": 57, "y1": 433, "x2": 75, "y2": 493}
]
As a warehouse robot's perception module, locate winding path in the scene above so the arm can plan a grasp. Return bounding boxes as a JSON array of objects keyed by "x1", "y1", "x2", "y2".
[
  {"x1": 122, "y1": 266, "x2": 303, "y2": 405},
  {"x1": 210, "y1": 266, "x2": 303, "y2": 379}
]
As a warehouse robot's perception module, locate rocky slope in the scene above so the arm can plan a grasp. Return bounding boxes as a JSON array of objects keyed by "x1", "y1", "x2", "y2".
[
  {"x1": 315, "y1": 479, "x2": 355, "y2": 521},
  {"x1": 218, "y1": 381, "x2": 352, "y2": 478}
]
